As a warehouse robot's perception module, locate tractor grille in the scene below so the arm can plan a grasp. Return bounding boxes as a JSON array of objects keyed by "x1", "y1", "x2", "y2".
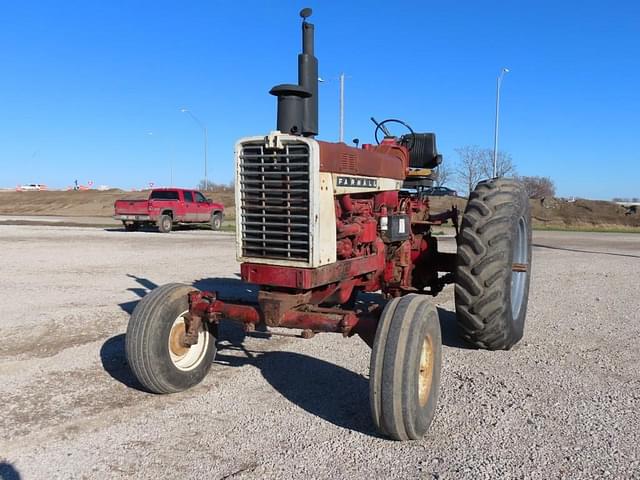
[{"x1": 239, "y1": 142, "x2": 311, "y2": 262}]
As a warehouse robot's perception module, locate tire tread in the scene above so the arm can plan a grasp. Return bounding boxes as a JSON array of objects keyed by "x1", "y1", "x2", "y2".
[
  {"x1": 454, "y1": 178, "x2": 531, "y2": 350},
  {"x1": 125, "y1": 283, "x2": 214, "y2": 394}
]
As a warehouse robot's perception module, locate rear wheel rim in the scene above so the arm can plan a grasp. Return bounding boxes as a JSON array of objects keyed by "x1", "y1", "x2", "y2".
[
  {"x1": 162, "y1": 218, "x2": 171, "y2": 230},
  {"x1": 510, "y1": 216, "x2": 528, "y2": 319},
  {"x1": 418, "y1": 335, "x2": 434, "y2": 407},
  {"x1": 168, "y1": 310, "x2": 210, "y2": 371}
]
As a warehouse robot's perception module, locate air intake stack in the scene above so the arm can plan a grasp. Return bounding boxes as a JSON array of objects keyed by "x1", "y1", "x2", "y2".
[{"x1": 269, "y1": 8, "x2": 318, "y2": 137}]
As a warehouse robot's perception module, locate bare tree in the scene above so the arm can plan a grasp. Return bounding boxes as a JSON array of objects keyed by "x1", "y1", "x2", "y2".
[
  {"x1": 433, "y1": 162, "x2": 453, "y2": 187},
  {"x1": 453, "y1": 146, "x2": 517, "y2": 195},
  {"x1": 519, "y1": 176, "x2": 556, "y2": 199},
  {"x1": 479, "y1": 149, "x2": 517, "y2": 178},
  {"x1": 198, "y1": 179, "x2": 235, "y2": 192},
  {"x1": 454, "y1": 146, "x2": 485, "y2": 195}
]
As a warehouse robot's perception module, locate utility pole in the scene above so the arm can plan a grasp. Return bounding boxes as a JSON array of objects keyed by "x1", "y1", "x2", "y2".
[
  {"x1": 319, "y1": 73, "x2": 347, "y2": 142},
  {"x1": 493, "y1": 67, "x2": 509, "y2": 178},
  {"x1": 169, "y1": 143, "x2": 175, "y2": 186},
  {"x1": 181, "y1": 108, "x2": 208, "y2": 187},
  {"x1": 339, "y1": 72, "x2": 345, "y2": 143},
  {"x1": 204, "y1": 126, "x2": 208, "y2": 186}
]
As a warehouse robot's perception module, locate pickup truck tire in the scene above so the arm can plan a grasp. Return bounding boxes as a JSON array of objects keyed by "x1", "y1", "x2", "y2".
[
  {"x1": 157, "y1": 214, "x2": 173, "y2": 233},
  {"x1": 125, "y1": 283, "x2": 217, "y2": 394},
  {"x1": 123, "y1": 222, "x2": 139, "y2": 232},
  {"x1": 370, "y1": 294, "x2": 442, "y2": 441},
  {"x1": 454, "y1": 178, "x2": 532, "y2": 350},
  {"x1": 210, "y1": 212, "x2": 223, "y2": 231}
]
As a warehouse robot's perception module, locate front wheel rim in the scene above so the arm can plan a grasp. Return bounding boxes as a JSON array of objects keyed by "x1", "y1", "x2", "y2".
[
  {"x1": 418, "y1": 335, "x2": 435, "y2": 407},
  {"x1": 168, "y1": 310, "x2": 210, "y2": 371}
]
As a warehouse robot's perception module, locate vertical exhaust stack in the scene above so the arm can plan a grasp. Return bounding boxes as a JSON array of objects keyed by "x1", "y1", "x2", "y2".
[
  {"x1": 298, "y1": 9, "x2": 318, "y2": 136},
  {"x1": 269, "y1": 8, "x2": 319, "y2": 137}
]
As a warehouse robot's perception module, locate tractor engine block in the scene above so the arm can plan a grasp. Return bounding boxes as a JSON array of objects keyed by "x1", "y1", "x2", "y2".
[{"x1": 333, "y1": 190, "x2": 437, "y2": 298}]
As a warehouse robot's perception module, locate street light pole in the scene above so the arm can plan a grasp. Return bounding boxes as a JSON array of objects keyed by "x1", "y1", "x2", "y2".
[
  {"x1": 180, "y1": 108, "x2": 208, "y2": 187},
  {"x1": 493, "y1": 67, "x2": 510, "y2": 178}
]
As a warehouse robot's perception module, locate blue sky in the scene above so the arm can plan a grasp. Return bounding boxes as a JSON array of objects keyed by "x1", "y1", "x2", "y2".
[{"x1": 0, "y1": 1, "x2": 638, "y2": 199}]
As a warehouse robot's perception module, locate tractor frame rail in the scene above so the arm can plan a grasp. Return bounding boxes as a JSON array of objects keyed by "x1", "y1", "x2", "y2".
[{"x1": 185, "y1": 290, "x2": 382, "y2": 349}]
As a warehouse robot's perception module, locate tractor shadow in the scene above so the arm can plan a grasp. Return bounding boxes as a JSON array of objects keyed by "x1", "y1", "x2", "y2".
[
  {"x1": 99, "y1": 316, "x2": 377, "y2": 435},
  {"x1": 214, "y1": 321, "x2": 377, "y2": 437},
  {"x1": 351, "y1": 292, "x2": 473, "y2": 350},
  {"x1": 436, "y1": 308, "x2": 476, "y2": 350},
  {"x1": 0, "y1": 462, "x2": 21, "y2": 480},
  {"x1": 117, "y1": 274, "x2": 255, "y2": 315},
  {"x1": 105, "y1": 276, "x2": 471, "y2": 430},
  {"x1": 118, "y1": 275, "x2": 469, "y2": 350},
  {"x1": 192, "y1": 276, "x2": 260, "y2": 303},
  {"x1": 209, "y1": 297, "x2": 472, "y2": 435},
  {"x1": 100, "y1": 334, "x2": 146, "y2": 391},
  {"x1": 106, "y1": 275, "x2": 260, "y2": 391},
  {"x1": 118, "y1": 274, "x2": 159, "y2": 314}
]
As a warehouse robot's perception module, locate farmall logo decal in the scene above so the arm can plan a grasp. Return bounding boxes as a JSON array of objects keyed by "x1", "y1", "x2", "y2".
[{"x1": 336, "y1": 176, "x2": 378, "y2": 188}]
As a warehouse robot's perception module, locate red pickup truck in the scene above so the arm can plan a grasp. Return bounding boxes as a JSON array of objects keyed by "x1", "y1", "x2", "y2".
[{"x1": 114, "y1": 188, "x2": 224, "y2": 233}]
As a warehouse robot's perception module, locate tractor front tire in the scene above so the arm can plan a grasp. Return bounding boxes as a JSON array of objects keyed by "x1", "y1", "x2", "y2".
[
  {"x1": 370, "y1": 294, "x2": 442, "y2": 441},
  {"x1": 125, "y1": 283, "x2": 217, "y2": 394},
  {"x1": 157, "y1": 214, "x2": 173, "y2": 233},
  {"x1": 455, "y1": 178, "x2": 532, "y2": 350}
]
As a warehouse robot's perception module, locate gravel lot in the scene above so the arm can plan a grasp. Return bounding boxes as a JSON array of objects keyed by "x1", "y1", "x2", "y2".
[{"x1": 1, "y1": 225, "x2": 639, "y2": 479}]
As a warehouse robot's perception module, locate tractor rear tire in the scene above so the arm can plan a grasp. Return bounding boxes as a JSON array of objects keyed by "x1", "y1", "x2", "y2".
[
  {"x1": 157, "y1": 214, "x2": 173, "y2": 233},
  {"x1": 455, "y1": 178, "x2": 532, "y2": 350},
  {"x1": 210, "y1": 213, "x2": 223, "y2": 231},
  {"x1": 125, "y1": 283, "x2": 217, "y2": 394},
  {"x1": 370, "y1": 294, "x2": 442, "y2": 441}
]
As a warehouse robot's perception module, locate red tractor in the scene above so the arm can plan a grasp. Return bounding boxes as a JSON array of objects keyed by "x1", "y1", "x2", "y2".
[{"x1": 125, "y1": 8, "x2": 532, "y2": 441}]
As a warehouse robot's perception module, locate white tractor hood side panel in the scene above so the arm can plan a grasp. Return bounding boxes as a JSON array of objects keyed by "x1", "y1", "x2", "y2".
[{"x1": 332, "y1": 174, "x2": 403, "y2": 195}]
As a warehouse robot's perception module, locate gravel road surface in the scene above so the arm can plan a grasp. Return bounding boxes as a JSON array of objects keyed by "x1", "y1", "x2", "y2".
[{"x1": 1, "y1": 225, "x2": 638, "y2": 479}]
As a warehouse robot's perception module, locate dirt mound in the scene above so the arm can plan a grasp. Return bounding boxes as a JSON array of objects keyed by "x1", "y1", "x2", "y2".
[
  {"x1": 0, "y1": 190, "x2": 143, "y2": 217},
  {"x1": 530, "y1": 197, "x2": 640, "y2": 229},
  {"x1": 0, "y1": 188, "x2": 235, "y2": 218},
  {"x1": 432, "y1": 195, "x2": 640, "y2": 229}
]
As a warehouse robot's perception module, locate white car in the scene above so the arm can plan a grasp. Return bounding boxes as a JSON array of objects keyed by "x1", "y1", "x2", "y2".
[{"x1": 16, "y1": 183, "x2": 48, "y2": 191}]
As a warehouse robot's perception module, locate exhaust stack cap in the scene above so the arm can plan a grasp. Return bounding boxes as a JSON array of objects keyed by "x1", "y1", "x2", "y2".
[{"x1": 300, "y1": 7, "x2": 312, "y2": 19}]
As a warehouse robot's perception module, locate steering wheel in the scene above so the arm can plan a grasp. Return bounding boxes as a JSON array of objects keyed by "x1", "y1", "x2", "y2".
[{"x1": 372, "y1": 118, "x2": 416, "y2": 151}]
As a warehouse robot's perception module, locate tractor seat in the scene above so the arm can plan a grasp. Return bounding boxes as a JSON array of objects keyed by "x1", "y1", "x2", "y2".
[{"x1": 400, "y1": 132, "x2": 443, "y2": 170}]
